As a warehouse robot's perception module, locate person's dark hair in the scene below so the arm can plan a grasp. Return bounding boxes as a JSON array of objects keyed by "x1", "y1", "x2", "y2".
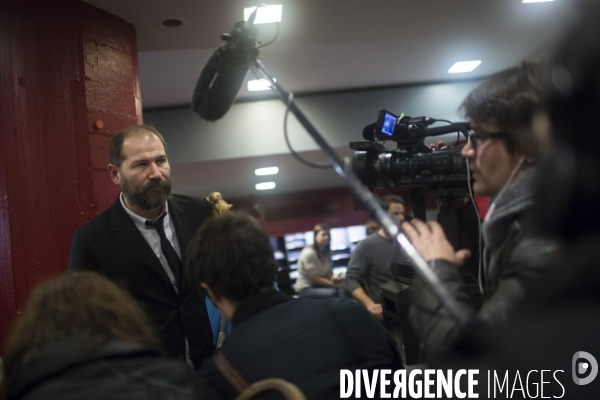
[
  {"x1": 1, "y1": 272, "x2": 161, "y2": 397},
  {"x1": 534, "y1": 0, "x2": 600, "y2": 241},
  {"x1": 311, "y1": 223, "x2": 331, "y2": 258},
  {"x1": 185, "y1": 212, "x2": 278, "y2": 301},
  {"x1": 459, "y1": 61, "x2": 541, "y2": 153},
  {"x1": 109, "y1": 124, "x2": 167, "y2": 167},
  {"x1": 380, "y1": 194, "x2": 405, "y2": 212}
]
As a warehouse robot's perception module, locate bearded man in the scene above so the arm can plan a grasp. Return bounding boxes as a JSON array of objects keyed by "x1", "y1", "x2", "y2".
[{"x1": 68, "y1": 124, "x2": 214, "y2": 369}]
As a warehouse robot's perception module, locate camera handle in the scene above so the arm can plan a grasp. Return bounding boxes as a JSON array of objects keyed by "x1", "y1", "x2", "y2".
[
  {"x1": 410, "y1": 188, "x2": 427, "y2": 221},
  {"x1": 410, "y1": 188, "x2": 468, "y2": 254},
  {"x1": 253, "y1": 59, "x2": 471, "y2": 325}
]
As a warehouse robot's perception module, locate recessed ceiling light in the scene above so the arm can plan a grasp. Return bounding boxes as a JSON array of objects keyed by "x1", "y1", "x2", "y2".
[
  {"x1": 248, "y1": 79, "x2": 275, "y2": 91},
  {"x1": 255, "y1": 167, "x2": 279, "y2": 176},
  {"x1": 256, "y1": 182, "x2": 276, "y2": 190},
  {"x1": 160, "y1": 18, "x2": 185, "y2": 28},
  {"x1": 244, "y1": 5, "x2": 283, "y2": 24},
  {"x1": 448, "y1": 60, "x2": 482, "y2": 74},
  {"x1": 522, "y1": 0, "x2": 554, "y2": 3}
]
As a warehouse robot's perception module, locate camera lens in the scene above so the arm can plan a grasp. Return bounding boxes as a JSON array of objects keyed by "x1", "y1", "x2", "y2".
[{"x1": 351, "y1": 148, "x2": 468, "y2": 189}]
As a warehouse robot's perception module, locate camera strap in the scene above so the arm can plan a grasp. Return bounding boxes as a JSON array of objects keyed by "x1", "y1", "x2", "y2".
[{"x1": 213, "y1": 350, "x2": 250, "y2": 394}]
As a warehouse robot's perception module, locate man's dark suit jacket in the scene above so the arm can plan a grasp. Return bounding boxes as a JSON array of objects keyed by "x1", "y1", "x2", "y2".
[{"x1": 68, "y1": 194, "x2": 215, "y2": 367}]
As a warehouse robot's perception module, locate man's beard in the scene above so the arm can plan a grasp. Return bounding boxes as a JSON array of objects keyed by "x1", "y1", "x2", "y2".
[{"x1": 121, "y1": 175, "x2": 173, "y2": 211}]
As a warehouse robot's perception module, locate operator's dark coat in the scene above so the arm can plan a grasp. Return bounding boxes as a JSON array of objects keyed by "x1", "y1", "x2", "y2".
[
  {"x1": 409, "y1": 168, "x2": 557, "y2": 357},
  {"x1": 68, "y1": 194, "x2": 214, "y2": 367}
]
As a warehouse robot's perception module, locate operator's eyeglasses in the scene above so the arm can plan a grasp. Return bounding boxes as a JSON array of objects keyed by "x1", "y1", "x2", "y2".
[{"x1": 468, "y1": 131, "x2": 509, "y2": 151}]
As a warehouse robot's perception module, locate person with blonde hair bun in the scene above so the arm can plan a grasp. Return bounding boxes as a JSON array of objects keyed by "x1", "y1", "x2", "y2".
[
  {"x1": 205, "y1": 192, "x2": 233, "y2": 347},
  {"x1": 206, "y1": 192, "x2": 232, "y2": 216}
]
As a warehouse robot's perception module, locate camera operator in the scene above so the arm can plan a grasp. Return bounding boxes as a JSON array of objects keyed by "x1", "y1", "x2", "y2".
[
  {"x1": 345, "y1": 194, "x2": 410, "y2": 321},
  {"x1": 403, "y1": 61, "x2": 557, "y2": 356},
  {"x1": 435, "y1": 4, "x2": 600, "y2": 396}
]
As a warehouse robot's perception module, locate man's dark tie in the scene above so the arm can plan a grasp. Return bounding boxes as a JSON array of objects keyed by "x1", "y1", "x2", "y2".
[{"x1": 145, "y1": 212, "x2": 181, "y2": 289}]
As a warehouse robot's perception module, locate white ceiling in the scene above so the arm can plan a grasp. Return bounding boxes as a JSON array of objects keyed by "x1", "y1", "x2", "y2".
[
  {"x1": 83, "y1": 0, "x2": 573, "y2": 200},
  {"x1": 84, "y1": 0, "x2": 573, "y2": 109}
]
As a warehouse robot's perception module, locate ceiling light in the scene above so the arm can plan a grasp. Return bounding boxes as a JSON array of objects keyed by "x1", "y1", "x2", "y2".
[
  {"x1": 255, "y1": 167, "x2": 279, "y2": 176},
  {"x1": 256, "y1": 182, "x2": 276, "y2": 190},
  {"x1": 247, "y1": 79, "x2": 275, "y2": 91},
  {"x1": 448, "y1": 60, "x2": 482, "y2": 74},
  {"x1": 244, "y1": 5, "x2": 283, "y2": 24},
  {"x1": 522, "y1": 0, "x2": 554, "y2": 3}
]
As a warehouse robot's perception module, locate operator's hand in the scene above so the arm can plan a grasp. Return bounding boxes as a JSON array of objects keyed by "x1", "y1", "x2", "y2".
[
  {"x1": 429, "y1": 138, "x2": 468, "y2": 150},
  {"x1": 402, "y1": 219, "x2": 471, "y2": 266},
  {"x1": 429, "y1": 140, "x2": 449, "y2": 150},
  {"x1": 367, "y1": 303, "x2": 383, "y2": 321}
]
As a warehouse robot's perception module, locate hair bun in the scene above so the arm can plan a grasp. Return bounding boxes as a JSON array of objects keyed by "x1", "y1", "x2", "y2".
[{"x1": 206, "y1": 192, "x2": 232, "y2": 216}]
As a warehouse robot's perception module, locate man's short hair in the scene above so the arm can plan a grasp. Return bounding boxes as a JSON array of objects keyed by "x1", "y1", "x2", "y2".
[
  {"x1": 109, "y1": 124, "x2": 167, "y2": 167},
  {"x1": 380, "y1": 194, "x2": 405, "y2": 212},
  {"x1": 185, "y1": 212, "x2": 278, "y2": 302},
  {"x1": 459, "y1": 61, "x2": 541, "y2": 153}
]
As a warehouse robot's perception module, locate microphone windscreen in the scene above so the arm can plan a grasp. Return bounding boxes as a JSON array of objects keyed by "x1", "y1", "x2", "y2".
[
  {"x1": 192, "y1": 44, "x2": 256, "y2": 122},
  {"x1": 198, "y1": 61, "x2": 250, "y2": 122},
  {"x1": 191, "y1": 51, "x2": 221, "y2": 116}
]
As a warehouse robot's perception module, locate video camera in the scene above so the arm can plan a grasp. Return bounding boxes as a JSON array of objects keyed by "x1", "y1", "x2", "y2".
[
  {"x1": 350, "y1": 111, "x2": 479, "y2": 365},
  {"x1": 350, "y1": 109, "x2": 470, "y2": 189}
]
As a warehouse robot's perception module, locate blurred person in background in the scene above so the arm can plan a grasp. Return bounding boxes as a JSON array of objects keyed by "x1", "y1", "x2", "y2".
[
  {"x1": 294, "y1": 223, "x2": 346, "y2": 298},
  {"x1": 1, "y1": 272, "x2": 218, "y2": 400},
  {"x1": 345, "y1": 194, "x2": 409, "y2": 321}
]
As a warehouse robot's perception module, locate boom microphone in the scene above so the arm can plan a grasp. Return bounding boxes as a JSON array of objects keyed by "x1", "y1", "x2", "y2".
[{"x1": 192, "y1": 10, "x2": 260, "y2": 121}]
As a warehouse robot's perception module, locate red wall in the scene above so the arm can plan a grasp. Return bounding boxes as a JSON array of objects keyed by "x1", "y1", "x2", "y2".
[
  {"x1": 232, "y1": 187, "x2": 432, "y2": 237},
  {"x1": 474, "y1": 194, "x2": 491, "y2": 219},
  {"x1": 82, "y1": 4, "x2": 142, "y2": 210},
  {"x1": 0, "y1": 0, "x2": 141, "y2": 346}
]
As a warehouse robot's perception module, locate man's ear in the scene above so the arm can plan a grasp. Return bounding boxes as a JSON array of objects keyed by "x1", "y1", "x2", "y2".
[
  {"x1": 108, "y1": 164, "x2": 121, "y2": 185},
  {"x1": 201, "y1": 283, "x2": 219, "y2": 305}
]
